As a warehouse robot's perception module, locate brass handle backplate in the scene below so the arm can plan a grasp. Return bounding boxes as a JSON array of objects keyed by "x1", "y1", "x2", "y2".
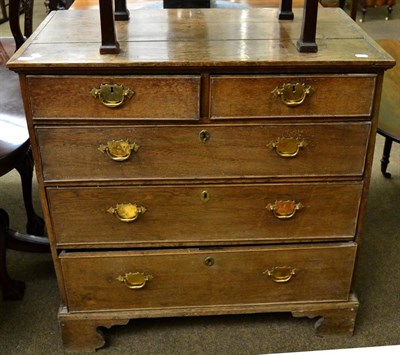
[
  {"x1": 272, "y1": 83, "x2": 314, "y2": 107},
  {"x1": 107, "y1": 203, "x2": 147, "y2": 222},
  {"x1": 98, "y1": 139, "x2": 140, "y2": 161},
  {"x1": 266, "y1": 200, "x2": 303, "y2": 220},
  {"x1": 91, "y1": 83, "x2": 134, "y2": 108},
  {"x1": 263, "y1": 267, "x2": 296, "y2": 283},
  {"x1": 117, "y1": 272, "x2": 153, "y2": 289},
  {"x1": 267, "y1": 137, "x2": 307, "y2": 158}
]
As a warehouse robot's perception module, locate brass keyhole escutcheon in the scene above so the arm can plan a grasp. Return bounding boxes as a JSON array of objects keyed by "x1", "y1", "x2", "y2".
[
  {"x1": 91, "y1": 83, "x2": 135, "y2": 108},
  {"x1": 201, "y1": 190, "x2": 210, "y2": 202},
  {"x1": 199, "y1": 130, "x2": 210, "y2": 143},
  {"x1": 204, "y1": 257, "x2": 214, "y2": 266}
]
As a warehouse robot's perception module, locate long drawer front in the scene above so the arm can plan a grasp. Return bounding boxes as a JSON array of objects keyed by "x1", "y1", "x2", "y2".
[
  {"x1": 37, "y1": 123, "x2": 370, "y2": 182},
  {"x1": 27, "y1": 75, "x2": 201, "y2": 120},
  {"x1": 48, "y1": 182, "x2": 362, "y2": 247},
  {"x1": 60, "y1": 244, "x2": 357, "y2": 312}
]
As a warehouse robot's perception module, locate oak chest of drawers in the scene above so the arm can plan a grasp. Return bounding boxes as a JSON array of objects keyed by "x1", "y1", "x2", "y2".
[{"x1": 8, "y1": 7, "x2": 395, "y2": 352}]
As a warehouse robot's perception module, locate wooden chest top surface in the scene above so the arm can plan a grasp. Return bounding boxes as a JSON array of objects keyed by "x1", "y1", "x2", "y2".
[{"x1": 7, "y1": 8, "x2": 394, "y2": 72}]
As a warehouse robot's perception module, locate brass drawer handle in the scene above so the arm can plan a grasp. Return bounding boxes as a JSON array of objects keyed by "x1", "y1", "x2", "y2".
[
  {"x1": 266, "y1": 200, "x2": 303, "y2": 219},
  {"x1": 91, "y1": 83, "x2": 135, "y2": 108},
  {"x1": 263, "y1": 267, "x2": 296, "y2": 283},
  {"x1": 107, "y1": 203, "x2": 147, "y2": 222},
  {"x1": 267, "y1": 137, "x2": 307, "y2": 158},
  {"x1": 272, "y1": 83, "x2": 314, "y2": 107},
  {"x1": 117, "y1": 272, "x2": 153, "y2": 289},
  {"x1": 98, "y1": 139, "x2": 140, "y2": 162}
]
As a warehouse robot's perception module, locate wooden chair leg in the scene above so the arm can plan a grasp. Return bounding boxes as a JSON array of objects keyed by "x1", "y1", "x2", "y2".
[
  {"x1": 0, "y1": 0, "x2": 9, "y2": 24},
  {"x1": 0, "y1": 209, "x2": 25, "y2": 300},
  {"x1": 6, "y1": 148, "x2": 50, "y2": 251},
  {"x1": 385, "y1": 5, "x2": 393, "y2": 20},
  {"x1": 15, "y1": 147, "x2": 45, "y2": 236},
  {"x1": 380, "y1": 137, "x2": 393, "y2": 178},
  {"x1": 360, "y1": 5, "x2": 367, "y2": 22}
]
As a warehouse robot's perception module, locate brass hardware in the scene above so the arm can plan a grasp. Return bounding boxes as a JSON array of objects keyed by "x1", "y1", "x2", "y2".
[
  {"x1": 263, "y1": 267, "x2": 296, "y2": 283},
  {"x1": 107, "y1": 203, "x2": 147, "y2": 222},
  {"x1": 98, "y1": 140, "x2": 140, "y2": 161},
  {"x1": 199, "y1": 129, "x2": 210, "y2": 143},
  {"x1": 267, "y1": 137, "x2": 307, "y2": 158},
  {"x1": 117, "y1": 272, "x2": 153, "y2": 289},
  {"x1": 272, "y1": 83, "x2": 314, "y2": 107},
  {"x1": 204, "y1": 257, "x2": 214, "y2": 266},
  {"x1": 266, "y1": 200, "x2": 303, "y2": 219},
  {"x1": 91, "y1": 83, "x2": 134, "y2": 108},
  {"x1": 201, "y1": 190, "x2": 210, "y2": 202}
]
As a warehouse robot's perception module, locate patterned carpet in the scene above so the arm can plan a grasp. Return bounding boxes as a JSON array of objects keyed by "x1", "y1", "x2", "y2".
[{"x1": 0, "y1": 38, "x2": 10, "y2": 64}]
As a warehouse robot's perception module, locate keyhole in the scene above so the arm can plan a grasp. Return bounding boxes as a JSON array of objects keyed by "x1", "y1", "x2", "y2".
[
  {"x1": 199, "y1": 130, "x2": 210, "y2": 143},
  {"x1": 292, "y1": 84, "x2": 297, "y2": 93},
  {"x1": 204, "y1": 257, "x2": 214, "y2": 266},
  {"x1": 201, "y1": 190, "x2": 210, "y2": 202}
]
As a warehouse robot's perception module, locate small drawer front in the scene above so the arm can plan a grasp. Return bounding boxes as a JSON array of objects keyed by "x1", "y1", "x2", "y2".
[
  {"x1": 48, "y1": 182, "x2": 362, "y2": 247},
  {"x1": 60, "y1": 244, "x2": 357, "y2": 312},
  {"x1": 27, "y1": 75, "x2": 200, "y2": 120},
  {"x1": 210, "y1": 74, "x2": 376, "y2": 119},
  {"x1": 36, "y1": 122, "x2": 370, "y2": 182}
]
